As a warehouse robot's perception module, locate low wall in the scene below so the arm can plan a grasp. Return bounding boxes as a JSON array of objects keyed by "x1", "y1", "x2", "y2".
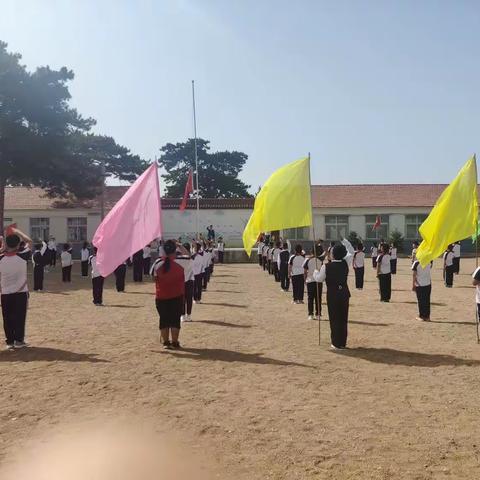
[{"x1": 223, "y1": 248, "x2": 258, "y2": 264}]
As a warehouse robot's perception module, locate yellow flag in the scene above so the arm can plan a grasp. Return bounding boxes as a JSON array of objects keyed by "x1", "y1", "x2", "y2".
[
  {"x1": 416, "y1": 155, "x2": 478, "y2": 267},
  {"x1": 243, "y1": 157, "x2": 312, "y2": 256}
]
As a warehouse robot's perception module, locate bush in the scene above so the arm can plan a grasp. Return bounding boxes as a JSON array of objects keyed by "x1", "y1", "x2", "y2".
[
  {"x1": 389, "y1": 229, "x2": 404, "y2": 252},
  {"x1": 347, "y1": 231, "x2": 363, "y2": 247}
]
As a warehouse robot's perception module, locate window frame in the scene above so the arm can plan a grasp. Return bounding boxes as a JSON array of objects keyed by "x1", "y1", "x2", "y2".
[
  {"x1": 30, "y1": 217, "x2": 50, "y2": 242},
  {"x1": 324, "y1": 215, "x2": 349, "y2": 241},
  {"x1": 67, "y1": 217, "x2": 88, "y2": 242},
  {"x1": 405, "y1": 214, "x2": 428, "y2": 240},
  {"x1": 365, "y1": 214, "x2": 390, "y2": 240}
]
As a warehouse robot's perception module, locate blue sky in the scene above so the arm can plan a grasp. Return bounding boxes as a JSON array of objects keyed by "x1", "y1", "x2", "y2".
[{"x1": 2, "y1": 0, "x2": 480, "y2": 191}]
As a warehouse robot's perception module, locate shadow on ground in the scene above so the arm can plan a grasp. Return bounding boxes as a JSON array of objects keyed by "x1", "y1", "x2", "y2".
[{"x1": 0, "y1": 347, "x2": 109, "y2": 363}]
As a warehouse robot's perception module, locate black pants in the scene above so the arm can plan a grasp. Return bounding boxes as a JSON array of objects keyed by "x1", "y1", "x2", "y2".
[
  {"x1": 354, "y1": 267, "x2": 364, "y2": 289},
  {"x1": 49, "y1": 249, "x2": 56, "y2": 266},
  {"x1": 378, "y1": 273, "x2": 391, "y2": 301},
  {"x1": 2, "y1": 292, "x2": 28, "y2": 345},
  {"x1": 444, "y1": 265, "x2": 454, "y2": 287},
  {"x1": 262, "y1": 257, "x2": 267, "y2": 271},
  {"x1": 183, "y1": 280, "x2": 194, "y2": 315},
  {"x1": 291, "y1": 274, "x2": 305, "y2": 302},
  {"x1": 327, "y1": 291, "x2": 349, "y2": 348},
  {"x1": 307, "y1": 281, "x2": 322, "y2": 316},
  {"x1": 372, "y1": 257, "x2": 377, "y2": 268},
  {"x1": 194, "y1": 274, "x2": 203, "y2": 301},
  {"x1": 273, "y1": 263, "x2": 280, "y2": 282},
  {"x1": 143, "y1": 257, "x2": 151, "y2": 275},
  {"x1": 416, "y1": 284, "x2": 431, "y2": 319},
  {"x1": 258, "y1": 254, "x2": 262, "y2": 267},
  {"x1": 114, "y1": 264, "x2": 127, "y2": 292},
  {"x1": 267, "y1": 260, "x2": 272, "y2": 274},
  {"x1": 62, "y1": 265, "x2": 72, "y2": 282},
  {"x1": 390, "y1": 259, "x2": 397, "y2": 275},
  {"x1": 81, "y1": 260, "x2": 89, "y2": 277},
  {"x1": 133, "y1": 261, "x2": 143, "y2": 282},
  {"x1": 33, "y1": 265, "x2": 44, "y2": 291},
  {"x1": 219, "y1": 251, "x2": 224, "y2": 263},
  {"x1": 203, "y1": 267, "x2": 210, "y2": 290},
  {"x1": 92, "y1": 276, "x2": 104, "y2": 304},
  {"x1": 279, "y1": 265, "x2": 290, "y2": 291},
  {"x1": 453, "y1": 257, "x2": 460, "y2": 274}
]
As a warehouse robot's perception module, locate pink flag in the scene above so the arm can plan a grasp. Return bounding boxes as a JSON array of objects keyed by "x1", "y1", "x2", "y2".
[{"x1": 93, "y1": 163, "x2": 162, "y2": 277}]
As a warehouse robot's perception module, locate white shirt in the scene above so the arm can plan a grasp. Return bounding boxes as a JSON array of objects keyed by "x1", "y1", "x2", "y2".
[
  {"x1": 444, "y1": 251, "x2": 454, "y2": 267},
  {"x1": 473, "y1": 267, "x2": 480, "y2": 303},
  {"x1": 378, "y1": 254, "x2": 391, "y2": 274},
  {"x1": 273, "y1": 248, "x2": 281, "y2": 263},
  {"x1": 143, "y1": 246, "x2": 151, "y2": 259},
  {"x1": 289, "y1": 254, "x2": 305, "y2": 276},
  {"x1": 353, "y1": 251, "x2": 365, "y2": 268},
  {"x1": 175, "y1": 256, "x2": 194, "y2": 282},
  {"x1": 257, "y1": 242, "x2": 264, "y2": 255},
  {"x1": 0, "y1": 249, "x2": 31, "y2": 294},
  {"x1": 61, "y1": 251, "x2": 73, "y2": 267},
  {"x1": 203, "y1": 250, "x2": 211, "y2": 269},
  {"x1": 158, "y1": 245, "x2": 165, "y2": 257},
  {"x1": 371, "y1": 246, "x2": 378, "y2": 257},
  {"x1": 89, "y1": 255, "x2": 102, "y2": 278},
  {"x1": 453, "y1": 244, "x2": 461, "y2": 258},
  {"x1": 303, "y1": 257, "x2": 323, "y2": 283},
  {"x1": 390, "y1": 247, "x2": 397, "y2": 260},
  {"x1": 412, "y1": 261, "x2": 432, "y2": 287},
  {"x1": 217, "y1": 242, "x2": 225, "y2": 252},
  {"x1": 411, "y1": 248, "x2": 417, "y2": 262},
  {"x1": 192, "y1": 253, "x2": 205, "y2": 275},
  {"x1": 47, "y1": 240, "x2": 56, "y2": 250},
  {"x1": 81, "y1": 248, "x2": 90, "y2": 262}
]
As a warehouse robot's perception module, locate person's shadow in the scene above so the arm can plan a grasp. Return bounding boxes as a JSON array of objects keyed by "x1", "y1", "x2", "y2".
[
  {"x1": 342, "y1": 347, "x2": 480, "y2": 367},
  {"x1": 200, "y1": 302, "x2": 246, "y2": 309},
  {"x1": 194, "y1": 320, "x2": 252, "y2": 328},
  {"x1": 0, "y1": 347, "x2": 109, "y2": 363}
]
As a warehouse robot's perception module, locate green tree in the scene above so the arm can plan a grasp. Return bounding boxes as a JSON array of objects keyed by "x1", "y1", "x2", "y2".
[
  {"x1": 347, "y1": 231, "x2": 362, "y2": 247},
  {"x1": 158, "y1": 138, "x2": 251, "y2": 198},
  {"x1": 389, "y1": 229, "x2": 404, "y2": 252},
  {"x1": 0, "y1": 41, "x2": 146, "y2": 231}
]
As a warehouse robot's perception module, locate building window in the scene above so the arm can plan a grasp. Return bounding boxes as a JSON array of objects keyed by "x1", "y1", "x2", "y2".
[
  {"x1": 3, "y1": 218, "x2": 12, "y2": 228},
  {"x1": 325, "y1": 215, "x2": 349, "y2": 240},
  {"x1": 30, "y1": 218, "x2": 50, "y2": 241},
  {"x1": 405, "y1": 214, "x2": 428, "y2": 239},
  {"x1": 283, "y1": 227, "x2": 309, "y2": 240},
  {"x1": 366, "y1": 215, "x2": 389, "y2": 240},
  {"x1": 67, "y1": 217, "x2": 87, "y2": 242}
]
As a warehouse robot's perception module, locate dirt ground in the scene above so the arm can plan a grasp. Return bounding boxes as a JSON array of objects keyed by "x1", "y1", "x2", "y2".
[{"x1": 1, "y1": 258, "x2": 480, "y2": 479}]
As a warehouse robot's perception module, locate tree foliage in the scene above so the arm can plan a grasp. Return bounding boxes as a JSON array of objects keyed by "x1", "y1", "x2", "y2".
[{"x1": 158, "y1": 138, "x2": 251, "y2": 198}]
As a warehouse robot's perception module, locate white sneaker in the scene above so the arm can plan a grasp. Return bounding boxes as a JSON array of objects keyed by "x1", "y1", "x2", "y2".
[
  {"x1": 14, "y1": 341, "x2": 28, "y2": 349},
  {"x1": 180, "y1": 315, "x2": 185, "y2": 323},
  {"x1": 308, "y1": 315, "x2": 314, "y2": 320},
  {"x1": 5, "y1": 344, "x2": 14, "y2": 351},
  {"x1": 186, "y1": 315, "x2": 192, "y2": 322}
]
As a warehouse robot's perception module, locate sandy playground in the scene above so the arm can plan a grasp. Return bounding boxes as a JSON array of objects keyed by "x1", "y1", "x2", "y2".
[{"x1": 1, "y1": 258, "x2": 480, "y2": 479}]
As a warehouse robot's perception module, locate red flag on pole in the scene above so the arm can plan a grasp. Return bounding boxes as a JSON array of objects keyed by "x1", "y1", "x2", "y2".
[
  {"x1": 5, "y1": 223, "x2": 17, "y2": 236},
  {"x1": 372, "y1": 215, "x2": 381, "y2": 231},
  {"x1": 180, "y1": 169, "x2": 194, "y2": 211}
]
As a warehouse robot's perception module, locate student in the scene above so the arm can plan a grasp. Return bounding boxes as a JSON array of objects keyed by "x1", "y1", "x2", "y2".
[
  {"x1": 303, "y1": 245, "x2": 324, "y2": 320},
  {"x1": 411, "y1": 241, "x2": 419, "y2": 263},
  {"x1": 289, "y1": 244, "x2": 305, "y2": 304},
  {"x1": 132, "y1": 249, "x2": 143, "y2": 282},
  {"x1": 192, "y1": 243, "x2": 204, "y2": 303},
  {"x1": 453, "y1": 241, "x2": 461, "y2": 274},
  {"x1": 80, "y1": 242, "x2": 90, "y2": 277},
  {"x1": 32, "y1": 241, "x2": 47, "y2": 292},
  {"x1": 278, "y1": 243, "x2": 291, "y2": 292},
  {"x1": 412, "y1": 259, "x2": 432, "y2": 321},
  {"x1": 173, "y1": 242, "x2": 194, "y2": 322},
  {"x1": 390, "y1": 243, "x2": 398, "y2": 275},
  {"x1": 376, "y1": 243, "x2": 392, "y2": 302},
  {"x1": 202, "y1": 244, "x2": 212, "y2": 290},
  {"x1": 143, "y1": 244, "x2": 152, "y2": 275},
  {"x1": 217, "y1": 237, "x2": 225, "y2": 264},
  {"x1": 90, "y1": 247, "x2": 104, "y2": 306},
  {"x1": 0, "y1": 228, "x2": 32, "y2": 350},
  {"x1": 443, "y1": 244, "x2": 455, "y2": 288},
  {"x1": 353, "y1": 242, "x2": 365, "y2": 290},
  {"x1": 262, "y1": 242, "x2": 269, "y2": 271},
  {"x1": 370, "y1": 242, "x2": 378, "y2": 268},
  {"x1": 153, "y1": 239, "x2": 185, "y2": 349},
  {"x1": 47, "y1": 236, "x2": 57, "y2": 267},
  {"x1": 257, "y1": 236, "x2": 265, "y2": 267},
  {"x1": 471, "y1": 266, "x2": 480, "y2": 321},
  {"x1": 114, "y1": 261, "x2": 127, "y2": 292},
  {"x1": 327, "y1": 241, "x2": 335, "y2": 262},
  {"x1": 316, "y1": 244, "x2": 351, "y2": 350},
  {"x1": 272, "y1": 241, "x2": 281, "y2": 282},
  {"x1": 61, "y1": 243, "x2": 73, "y2": 282}
]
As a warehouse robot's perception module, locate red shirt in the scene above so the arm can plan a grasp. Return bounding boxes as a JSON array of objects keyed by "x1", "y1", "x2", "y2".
[{"x1": 154, "y1": 258, "x2": 185, "y2": 300}]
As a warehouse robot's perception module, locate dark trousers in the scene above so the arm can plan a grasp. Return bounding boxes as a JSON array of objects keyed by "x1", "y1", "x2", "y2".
[
  {"x1": 291, "y1": 274, "x2": 305, "y2": 301},
  {"x1": 219, "y1": 251, "x2": 224, "y2": 263},
  {"x1": 390, "y1": 259, "x2": 397, "y2": 275},
  {"x1": 33, "y1": 265, "x2": 44, "y2": 291},
  {"x1": 143, "y1": 257, "x2": 151, "y2": 275},
  {"x1": 183, "y1": 280, "x2": 194, "y2": 315},
  {"x1": 354, "y1": 267, "x2": 364, "y2": 289},
  {"x1": 262, "y1": 257, "x2": 267, "y2": 271},
  {"x1": 453, "y1": 257, "x2": 460, "y2": 274},
  {"x1": 267, "y1": 260, "x2": 272, "y2": 274},
  {"x1": 258, "y1": 254, "x2": 263, "y2": 267},
  {"x1": 203, "y1": 267, "x2": 211, "y2": 290},
  {"x1": 62, "y1": 265, "x2": 72, "y2": 282},
  {"x1": 2, "y1": 292, "x2": 28, "y2": 345},
  {"x1": 279, "y1": 265, "x2": 290, "y2": 291},
  {"x1": 273, "y1": 263, "x2": 280, "y2": 282},
  {"x1": 372, "y1": 257, "x2": 377, "y2": 268},
  {"x1": 307, "y1": 281, "x2": 322, "y2": 316},
  {"x1": 114, "y1": 264, "x2": 127, "y2": 292},
  {"x1": 416, "y1": 284, "x2": 431, "y2": 319},
  {"x1": 92, "y1": 276, "x2": 104, "y2": 304},
  {"x1": 444, "y1": 265, "x2": 454, "y2": 287},
  {"x1": 378, "y1": 273, "x2": 392, "y2": 301},
  {"x1": 49, "y1": 249, "x2": 56, "y2": 266},
  {"x1": 133, "y1": 261, "x2": 143, "y2": 282},
  {"x1": 81, "y1": 260, "x2": 89, "y2": 277},
  {"x1": 327, "y1": 291, "x2": 349, "y2": 348},
  {"x1": 194, "y1": 274, "x2": 203, "y2": 301}
]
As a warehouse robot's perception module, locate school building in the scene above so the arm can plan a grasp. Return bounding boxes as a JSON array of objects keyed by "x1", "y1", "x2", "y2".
[{"x1": 5, "y1": 184, "x2": 478, "y2": 253}]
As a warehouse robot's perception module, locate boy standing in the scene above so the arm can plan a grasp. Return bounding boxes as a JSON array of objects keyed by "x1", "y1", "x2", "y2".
[
  {"x1": 61, "y1": 244, "x2": 73, "y2": 282},
  {"x1": 443, "y1": 245, "x2": 455, "y2": 288},
  {"x1": 278, "y1": 243, "x2": 290, "y2": 292},
  {"x1": 412, "y1": 259, "x2": 432, "y2": 321},
  {"x1": 90, "y1": 247, "x2": 104, "y2": 305},
  {"x1": 32, "y1": 241, "x2": 47, "y2": 292}
]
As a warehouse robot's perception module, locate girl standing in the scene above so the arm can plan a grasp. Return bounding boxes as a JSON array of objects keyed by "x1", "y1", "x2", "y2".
[
  {"x1": 61, "y1": 244, "x2": 73, "y2": 282},
  {"x1": 376, "y1": 243, "x2": 392, "y2": 302},
  {"x1": 412, "y1": 260, "x2": 432, "y2": 321},
  {"x1": 443, "y1": 244, "x2": 455, "y2": 288},
  {"x1": 303, "y1": 245, "x2": 324, "y2": 319},
  {"x1": 288, "y1": 244, "x2": 305, "y2": 304},
  {"x1": 370, "y1": 242, "x2": 378, "y2": 268},
  {"x1": 80, "y1": 242, "x2": 90, "y2": 277},
  {"x1": 390, "y1": 243, "x2": 398, "y2": 275},
  {"x1": 353, "y1": 243, "x2": 365, "y2": 290}
]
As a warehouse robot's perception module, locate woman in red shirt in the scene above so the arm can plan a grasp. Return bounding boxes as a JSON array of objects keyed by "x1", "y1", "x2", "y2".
[{"x1": 152, "y1": 240, "x2": 186, "y2": 349}]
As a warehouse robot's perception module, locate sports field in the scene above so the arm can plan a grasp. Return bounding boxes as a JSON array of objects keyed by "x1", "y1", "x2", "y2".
[{"x1": 1, "y1": 259, "x2": 480, "y2": 479}]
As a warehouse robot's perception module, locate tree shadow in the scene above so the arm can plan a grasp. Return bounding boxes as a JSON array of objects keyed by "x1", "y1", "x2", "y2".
[
  {"x1": 200, "y1": 302, "x2": 246, "y2": 309},
  {"x1": 0, "y1": 347, "x2": 109, "y2": 363},
  {"x1": 194, "y1": 320, "x2": 252, "y2": 328},
  {"x1": 156, "y1": 347, "x2": 315, "y2": 369},
  {"x1": 342, "y1": 347, "x2": 480, "y2": 367}
]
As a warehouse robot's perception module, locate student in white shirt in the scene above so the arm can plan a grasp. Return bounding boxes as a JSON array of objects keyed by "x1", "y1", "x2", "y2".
[
  {"x1": 262, "y1": 243, "x2": 269, "y2": 271},
  {"x1": 289, "y1": 244, "x2": 306, "y2": 304},
  {"x1": 257, "y1": 237, "x2": 265, "y2": 268},
  {"x1": 61, "y1": 243, "x2": 73, "y2": 283},
  {"x1": 89, "y1": 247, "x2": 104, "y2": 305},
  {"x1": 0, "y1": 228, "x2": 33, "y2": 349},
  {"x1": 47, "y1": 237, "x2": 57, "y2": 267},
  {"x1": 412, "y1": 260, "x2": 432, "y2": 321},
  {"x1": 453, "y1": 241, "x2": 461, "y2": 274},
  {"x1": 278, "y1": 243, "x2": 291, "y2": 292},
  {"x1": 174, "y1": 242, "x2": 195, "y2": 322},
  {"x1": 143, "y1": 244, "x2": 152, "y2": 275},
  {"x1": 390, "y1": 244, "x2": 398, "y2": 275},
  {"x1": 471, "y1": 267, "x2": 480, "y2": 320},
  {"x1": 303, "y1": 244, "x2": 324, "y2": 319},
  {"x1": 217, "y1": 237, "x2": 225, "y2": 264},
  {"x1": 202, "y1": 244, "x2": 212, "y2": 291},
  {"x1": 443, "y1": 244, "x2": 455, "y2": 288},
  {"x1": 80, "y1": 242, "x2": 90, "y2": 277},
  {"x1": 192, "y1": 243, "x2": 205, "y2": 303},
  {"x1": 370, "y1": 242, "x2": 378, "y2": 268},
  {"x1": 376, "y1": 243, "x2": 392, "y2": 302},
  {"x1": 32, "y1": 241, "x2": 48, "y2": 292},
  {"x1": 272, "y1": 241, "x2": 282, "y2": 282},
  {"x1": 353, "y1": 242, "x2": 366, "y2": 290}
]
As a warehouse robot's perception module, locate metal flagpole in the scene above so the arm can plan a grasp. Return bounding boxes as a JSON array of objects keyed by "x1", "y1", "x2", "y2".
[
  {"x1": 474, "y1": 154, "x2": 479, "y2": 343},
  {"x1": 192, "y1": 80, "x2": 200, "y2": 239}
]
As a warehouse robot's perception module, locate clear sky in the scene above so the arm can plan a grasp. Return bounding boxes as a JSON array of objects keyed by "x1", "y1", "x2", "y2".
[{"x1": 2, "y1": 0, "x2": 480, "y2": 191}]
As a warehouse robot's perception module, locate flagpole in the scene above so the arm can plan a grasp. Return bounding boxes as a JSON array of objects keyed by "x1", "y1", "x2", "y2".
[
  {"x1": 474, "y1": 154, "x2": 479, "y2": 343},
  {"x1": 192, "y1": 80, "x2": 200, "y2": 239}
]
